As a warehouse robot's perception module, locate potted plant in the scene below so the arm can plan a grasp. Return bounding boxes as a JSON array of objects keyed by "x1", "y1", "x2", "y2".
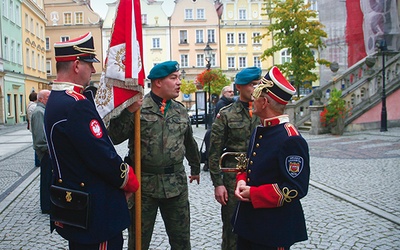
[{"x1": 320, "y1": 88, "x2": 348, "y2": 135}]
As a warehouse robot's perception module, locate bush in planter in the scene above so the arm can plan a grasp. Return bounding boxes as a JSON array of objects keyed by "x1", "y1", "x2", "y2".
[{"x1": 320, "y1": 88, "x2": 348, "y2": 134}]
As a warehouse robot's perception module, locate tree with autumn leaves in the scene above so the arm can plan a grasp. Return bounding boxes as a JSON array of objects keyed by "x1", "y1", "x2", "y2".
[
  {"x1": 195, "y1": 69, "x2": 231, "y2": 96},
  {"x1": 261, "y1": 0, "x2": 330, "y2": 97}
]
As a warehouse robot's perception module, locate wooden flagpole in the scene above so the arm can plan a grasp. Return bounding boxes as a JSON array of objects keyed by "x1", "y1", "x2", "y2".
[{"x1": 134, "y1": 109, "x2": 141, "y2": 250}]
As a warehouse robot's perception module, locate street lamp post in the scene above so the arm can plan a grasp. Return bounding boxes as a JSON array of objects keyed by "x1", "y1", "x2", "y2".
[
  {"x1": 181, "y1": 69, "x2": 186, "y2": 80},
  {"x1": 204, "y1": 43, "x2": 213, "y2": 129},
  {"x1": 376, "y1": 38, "x2": 388, "y2": 132}
]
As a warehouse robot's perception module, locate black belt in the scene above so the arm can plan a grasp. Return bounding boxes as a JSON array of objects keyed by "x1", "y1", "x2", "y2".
[{"x1": 142, "y1": 163, "x2": 183, "y2": 174}]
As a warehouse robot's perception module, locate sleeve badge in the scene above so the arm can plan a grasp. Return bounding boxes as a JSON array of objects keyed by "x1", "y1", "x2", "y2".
[
  {"x1": 285, "y1": 155, "x2": 304, "y2": 178},
  {"x1": 90, "y1": 119, "x2": 103, "y2": 138}
]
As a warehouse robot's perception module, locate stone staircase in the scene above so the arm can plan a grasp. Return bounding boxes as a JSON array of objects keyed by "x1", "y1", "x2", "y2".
[{"x1": 286, "y1": 51, "x2": 400, "y2": 133}]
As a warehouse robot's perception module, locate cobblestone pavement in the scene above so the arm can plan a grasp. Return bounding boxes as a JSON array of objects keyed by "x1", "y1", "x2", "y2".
[{"x1": 0, "y1": 124, "x2": 399, "y2": 249}]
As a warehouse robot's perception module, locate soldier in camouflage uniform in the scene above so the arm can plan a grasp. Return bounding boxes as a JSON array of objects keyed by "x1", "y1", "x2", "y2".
[
  {"x1": 108, "y1": 61, "x2": 201, "y2": 250},
  {"x1": 209, "y1": 67, "x2": 261, "y2": 250}
]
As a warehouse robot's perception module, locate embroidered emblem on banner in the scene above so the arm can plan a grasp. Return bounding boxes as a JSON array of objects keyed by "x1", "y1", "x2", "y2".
[
  {"x1": 90, "y1": 119, "x2": 103, "y2": 138},
  {"x1": 285, "y1": 155, "x2": 303, "y2": 178}
]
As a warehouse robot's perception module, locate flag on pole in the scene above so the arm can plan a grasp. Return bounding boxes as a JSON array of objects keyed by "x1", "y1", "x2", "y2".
[{"x1": 95, "y1": 0, "x2": 144, "y2": 124}]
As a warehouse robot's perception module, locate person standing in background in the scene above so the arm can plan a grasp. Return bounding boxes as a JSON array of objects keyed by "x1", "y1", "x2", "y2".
[
  {"x1": 31, "y1": 89, "x2": 51, "y2": 214},
  {"x1": 208, "y1": 67, "x2": 261, "y2": 250},
  {"x1": 27, "y1": 92, "x2": 40, "y2": 167}
]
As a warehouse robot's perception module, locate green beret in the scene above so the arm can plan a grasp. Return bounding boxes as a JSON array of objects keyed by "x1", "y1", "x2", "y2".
[
  {"x1": 147, "y1": 61, "x2": 180, "y2": 80},
  {"x1": 235, "y1": 67, "x2": 262, "y2": 85}
]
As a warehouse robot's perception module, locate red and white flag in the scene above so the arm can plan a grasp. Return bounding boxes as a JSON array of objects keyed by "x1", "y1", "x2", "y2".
[{"x1": 95, "y1": 0, "x2": 144, "y2": 123}]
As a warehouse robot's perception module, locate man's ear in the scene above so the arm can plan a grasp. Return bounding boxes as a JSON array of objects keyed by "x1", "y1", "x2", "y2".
[
  {"x1": 154, "y1": 79, "x2": 162, "y2": 88},
  {"x1": 73, "y1": 60, "x2": 80, "y2": 73}
]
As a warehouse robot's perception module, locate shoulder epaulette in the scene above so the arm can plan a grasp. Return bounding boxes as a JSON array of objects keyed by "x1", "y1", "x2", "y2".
[
  {"x1": 65, "y1": 90, "x2": 86, "y2": 101},
  {"x1": 284, "y1": 123, "x2": 300, "y2": 137},
  {"x1": 219, "y1": 102, "x2": 234, "y2": 113}
]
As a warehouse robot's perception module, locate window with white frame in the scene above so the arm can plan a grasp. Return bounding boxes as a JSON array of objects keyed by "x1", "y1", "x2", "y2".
[
  {"x1": 180, "y1": 54, "x2": 189, "y2": 67},
  {"x1": 152, "y1": 38, "x2": 160, "y2": 48},
  {"x1": 40, "y1": 26, "x2": 43, "y2": 40},
  {"x1": 307, "y1": 0, "x2": 317, "y2": 11},
  {"x1": 196, "y1": 30, "x2": 204, "y2": 43},
  {"x1": 45, "y1": 37, "x2": 50, "y2": 50},
  {"x1": 9, "y1": 0, "x2": 14, "y2": 22},
  {"x1": 31, "y1": 51, "x2": 35, "y2": 69},
  {"x1": 30, "y1": 18, "x2": 33, "y2": 33},
  {"x1": 25, "y1": 14, "x2": 29, "y2": 30},
  {"x1": 2, "y1": 0, "x2": 8, "y2": 18},
  {"x1": 239, "y1": 57, "x2": 246, "y2": 68},
  {"x1": 61, "y1": 36, "x2": 69, "y2": 42},
  {"x1": 185, "y1": 9, "x2": 193, "y2": 20},
  {"x1": 227, "y1": 56, "x2": 235, "y2": 68},
  {"x1": 227, "y1": 33, "x2": 234, "y2": 44},
  {"x1": 239, "y1": 9, "x2": 246, "y2": 20},
  {"x1": 37, "y1": 53, "x2": 41, "y2": 72},
  {"x1": 142, "y1": 14, "x2": 147, "y2": 25},
  {"x1": 10, "y1": 40, "x2": 15, "y2": 63},
  {"x1": 180, "y1": 30, "x2": 188, "y2": 44},
  {"x1": 238, "y1": 33, "x2": 246, "y2": 44},
  {"x1": 197, "y1": 54, "x2": 205, "y2": 67},
  {"x1": 211, "y1": 54, "x2": 216, "y2": 67},
  {"x1": 253, "y1": 56, "x2": 261, "y2": 68},
  {"x1": 252, "y1": 32, "x2": 261, "y2": 44},
  {"x1": 46, "y1": 60, "x2": 51, "y2": 75},
  {"x1": 64, "y1": 12, "x2": 72, "y2": 25},
  {"x1": 197, "y1": 8, "x2": 204, "y2": 20},
  {"x1": 4, "y1": 37, "x2": 9, "y2": 60},
  {"x1": 281, "y1": 49, "x2": 291, "y2": 64},
  {"x1": 75, "y1": 12, "x2": 83, "y2": 24},
  {"x1": 207, "y1": 29, "x2": 215, "y2": 43},
  {"x1": 16, "y1": 43, "x2": 21, "y2": 64},
  {"x1": 36, "y1": 22, "x2": 39, "y2": 37},
  {"x1": 26, "y1": 48, "x2": 29, "y2": 67},
  {"x1": 15, "y1": 4, "x2": 20, "y2": 26}
]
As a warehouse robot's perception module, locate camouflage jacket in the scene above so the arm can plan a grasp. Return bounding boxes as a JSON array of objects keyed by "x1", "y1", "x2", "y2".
[
  {"x1": 108, "y1": 93, "x2": 200, "y2": 199},
  {"x1": 209, "y1": 101, "x2": 260, "y2": 187}
]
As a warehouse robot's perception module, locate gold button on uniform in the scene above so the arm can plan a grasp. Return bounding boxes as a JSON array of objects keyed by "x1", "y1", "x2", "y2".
[
  {"x1": 256, "y1": 143, "x2": 260, "y2": 148},
  {"x1": 80, "y1": 182, "x2": 85, "y2": 187},
  {"x1": 258, "y1": 135, "x2": 263, "y2": 139},
  {"x1": 252, "y1": 152, "x2": 256, "y2": 156},
  {"x1": 250, "y1": 160, "x2": 253, "y2": 165}
]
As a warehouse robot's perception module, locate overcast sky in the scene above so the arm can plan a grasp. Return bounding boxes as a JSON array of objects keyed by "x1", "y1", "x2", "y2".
[{"x1": 91, "y1": 0, "x2": 115, "y2": 19}]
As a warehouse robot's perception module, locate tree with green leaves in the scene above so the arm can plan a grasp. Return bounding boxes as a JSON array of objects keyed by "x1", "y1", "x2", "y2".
[
  {"x1": 261, "y1": 0, "x2": 330, "y2": 97},
  {"x1": 180, "y1": 79, "x2": 197, "y2": 95},
  {"x1": 195, "y1": 69, "x2": 231, "y2": 96}
]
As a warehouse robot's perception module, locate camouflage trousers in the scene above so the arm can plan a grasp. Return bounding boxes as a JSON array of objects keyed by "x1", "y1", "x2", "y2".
[
  {"x1": 128, "y1": 189, "x2": 191, "y2": 250},
  {"x1": 221, "y1": 172, "x2": 238, "y2": 250}
]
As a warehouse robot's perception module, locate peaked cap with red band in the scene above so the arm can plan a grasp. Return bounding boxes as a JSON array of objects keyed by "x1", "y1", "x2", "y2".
[
  {"x1": 256, "y1": 66, "x2": 296, "y2": 105},
  {"x1": 54, "y1": 32, "x2": 100, "y2": 63}
]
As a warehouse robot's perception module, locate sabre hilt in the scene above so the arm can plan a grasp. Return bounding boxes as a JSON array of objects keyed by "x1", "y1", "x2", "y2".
[{"x1": 219, "y1": 152, "x2": 248, "y2": 173}]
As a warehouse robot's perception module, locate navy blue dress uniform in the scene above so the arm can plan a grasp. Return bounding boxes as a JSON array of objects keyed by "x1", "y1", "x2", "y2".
[
  {"x1": 44, "y1": 33, "x2": 139, "y2": 248},
  {"x1": 232, "y1": 66, "x2": 310, "y2": 249}
]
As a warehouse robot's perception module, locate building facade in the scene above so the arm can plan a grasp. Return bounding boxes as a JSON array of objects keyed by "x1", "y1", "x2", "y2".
[
  {"x1": 22, "y1": 0, "x2": 49, "y2": 106},
  {"x1": 1, "y1": 0, "x2": 25, "y2": 125},
  {"x1": 44, "y1": 0, "x2": 103, "y2": 84}
]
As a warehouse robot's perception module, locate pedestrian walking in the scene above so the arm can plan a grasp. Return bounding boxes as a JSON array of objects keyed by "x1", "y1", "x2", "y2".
[
  {"x1": 27, "y1": 91, "x2": 40, "y2": 167},
  {"x1": 208, "y1": 67, "x2": 261, "y2": 250},
  {"x1": 31, "y1": 89, "x2": 51, "y2": 214},
  {"x1": 108, "y1": 60, "x2": 201, "y2": 250},
  {"x1": 232, "y1": 66, "x2": 310, "y2": 249},
  {"x1": 44, "y1": 32, "x2": 139, "y2": 249}
]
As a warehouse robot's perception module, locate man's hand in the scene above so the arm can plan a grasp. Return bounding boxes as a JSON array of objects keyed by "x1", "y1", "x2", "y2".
[
  {"x1": 127, "y1": 98, "x2": 143, "y2": 113},
  {"x1": 189, "y1": 175, "x2": 200, "y2": 184},
  {"x1": 234, "y1": 180, "x2": 250, "y2": 202},
  {"x1": 214, "y1": 185, "x2": 228, "y2": 205}
]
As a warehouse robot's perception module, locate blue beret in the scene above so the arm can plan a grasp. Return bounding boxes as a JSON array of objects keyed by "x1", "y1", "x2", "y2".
[
  {"x1": 147, "y1": 61, "x2": 180, "y2": 80},
  {"x1": 235, "y1": 67, "x2": 262, "y2": 85}
]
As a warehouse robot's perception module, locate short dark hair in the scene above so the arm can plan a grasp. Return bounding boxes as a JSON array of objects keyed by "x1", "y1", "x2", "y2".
[{"x1": 29, "y1": 92, "x2": 37, "y2": 102}]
